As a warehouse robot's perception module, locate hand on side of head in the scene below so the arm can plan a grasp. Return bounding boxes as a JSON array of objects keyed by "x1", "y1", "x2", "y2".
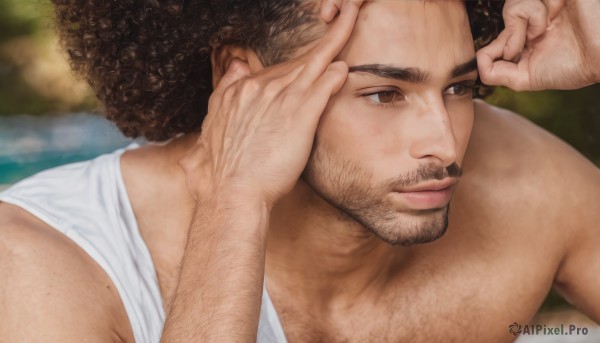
[
  {"x1": 179, "y1": 1, "x2": 361, "y2": 206},
  {"x1": 477, "y1": 0, "x2": 600, "y2": 91}
]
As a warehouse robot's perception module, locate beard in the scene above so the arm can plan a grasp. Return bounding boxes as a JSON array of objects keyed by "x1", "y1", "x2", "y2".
[{"x1": 301, "y1": 141, "x2": 459, "y2": 246}]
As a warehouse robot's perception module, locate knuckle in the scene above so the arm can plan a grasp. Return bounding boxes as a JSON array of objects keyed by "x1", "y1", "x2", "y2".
[
  {"x1": 279, "y1": 86, "x2": 302, "y2": 105},
  {"x1": 477, "y1": 69, "x2": 494, "y2": 85},
  {"x1": 207, "y1": 94, "x2": 219, "y2": 109},
  {"x1": 503, "y1": 1, "x2": 526, "y2": 19},
  {"x1": 223, "y1": 84, "x2": 238, "y2": 99},
  {"x1": 478, "y1": 72, "x2": 491, "y2": 85},
  {"x1": 475, "y1": 49, "x2": 486, "y2": 61},
  {"x1": 262, "y1": 80, "x2": 284, "y2": 98},
  {"x1": 281, "y1": 84, "x2": 301, "y2": 97},
  {"x1": 502, "y1": 4, "x2": 516, "y2": 17},
  {"x1": 238, "y1": 78, "x2": 261, "y2": 97},
  {"x1": 530, "y1": 3, "x2": 547, "y2": 19}
]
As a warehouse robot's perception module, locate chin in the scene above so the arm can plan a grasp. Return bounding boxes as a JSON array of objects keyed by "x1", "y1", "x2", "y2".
[
  {"x1": 347, "y1": 205, "x2": 451, "y2": 246},
  {"x1": 333, "y1": 203, "x2": 449, "y2": 246}
]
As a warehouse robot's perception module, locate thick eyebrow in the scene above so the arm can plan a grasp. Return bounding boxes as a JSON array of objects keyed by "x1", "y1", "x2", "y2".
[
  {"x1": 451, "y1": 57, "x2": 478, "y2": 78},
  {"x1": 348, "y1": 64, "x2": 428, "y2": 83},
  {"x1": 348, "y1": 57, "x2": 478, "y2": 84}
]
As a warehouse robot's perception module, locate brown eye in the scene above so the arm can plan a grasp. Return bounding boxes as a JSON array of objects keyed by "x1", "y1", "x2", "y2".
[
  {"x1": 445, "y1": 81, "x2": 476, "y2": 96},
  {"x1": 366, "y1": 90, "x2": 402, "y2": 105},
  {"x1": 377, "y1": 91, "x2": 397, "y2": 103}
]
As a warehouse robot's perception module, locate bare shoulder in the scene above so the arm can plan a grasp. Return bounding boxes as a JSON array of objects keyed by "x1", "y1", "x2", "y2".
[
  {"x1": 468, "y1": 99, "x2": 598, "y2": 196},
  {"x1": 461, "y1": 99, "x2": 600, "y2": 251},
  {"x1": 468, "y1": 101, "x2": 600, "y2": 322},
  {"x1": 0, "y1": 202, "x2": 135, "y2": 342},
  {"x1": 470, "y1": 99, "x2": 596, "y2": 174}
]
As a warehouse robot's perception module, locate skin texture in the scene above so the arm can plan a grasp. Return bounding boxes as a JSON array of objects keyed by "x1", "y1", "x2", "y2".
[
  {"x1": 477, "y1": 0, "x2": 600, "y2": 90},
  {"x1": 161, "y1": 3, "x2": 362, "y2": 340},
  {"x1": 0, "y1": 0, "x2": 599, "y2": 342},
  {"x1": 303, "y1": 0, "x2": 476, "y2": 246}
]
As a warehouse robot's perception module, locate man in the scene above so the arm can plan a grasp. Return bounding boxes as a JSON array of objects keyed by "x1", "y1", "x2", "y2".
[{"x1": 0, "y1": 1, "x2": 598, "y2": 343}]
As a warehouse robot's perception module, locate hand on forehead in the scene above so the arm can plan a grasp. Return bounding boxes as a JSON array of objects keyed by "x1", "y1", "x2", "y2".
[{"x1": 329, "y1": 1, "x2": 476, "y2": 81}]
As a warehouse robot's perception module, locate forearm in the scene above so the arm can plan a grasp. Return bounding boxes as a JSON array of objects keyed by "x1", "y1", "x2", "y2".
[
  {"x1": 161, "y1": 192, "x2": 270, "y2": 342},
  {"x1": 593, "y1": 49, "x2": 600, "y2": 84},
  {"x1": 585, "y1": 1, "x2": 600, "y2": 84}
]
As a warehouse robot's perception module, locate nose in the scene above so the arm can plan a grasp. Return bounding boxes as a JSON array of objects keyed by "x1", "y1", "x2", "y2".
[{"x1": 408, "y1": 100, "x2": 457, "y2": 167}]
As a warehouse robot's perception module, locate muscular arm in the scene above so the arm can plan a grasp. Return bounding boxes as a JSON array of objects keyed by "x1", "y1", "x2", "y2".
[
  {"x1": 0, "y1": 203, "x2": 134, "y2": 342},
  {"x1": 161, "y1": 3, "x2": 360, "y2": 341},
  {"x1": 553, "y1": 158, "x2": 600, "y2": 323},
  {"x1": 470, "y1": 101, "x2": 600, "y2": 323},
  {"x1": 161, "y1": 192, "x2": 270, "y2": 342}
]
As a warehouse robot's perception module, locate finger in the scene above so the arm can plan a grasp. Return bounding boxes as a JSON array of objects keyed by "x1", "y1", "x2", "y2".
[
  {"x1": 477, "y1": 30, "x2": 517, "y2": 86},
  {"x1": 480, "y1": 60, "x2": 530, "y2": 91},
  {"x1": 502, "y1": 17, "x2": 527, "y2": 61},
  {"x1": 477, "y1": 29, "x2": 510, "y2": 82},
  {"x1": 296, "y1": 61, "x2": 349, "y2": 130},
  {"x1": 321, "y1": 0, "x2": 365, "y2": 22},
  {"x1": 216, "y1": 59, "x2": 251, "y2": 95},
  {"x1": 255, "y1": 58, "x2": 305, "y2": 88},
  {"x1": 502, "y1": 0, "x2": 548, "y2": 60},
  {"x1": 204, "y1": 60, "x2": 250, "y2": 131},
  {"x1": 208, "y1": 59, "x2": 250, "y2": 114},
  {"x1": 523, "y1": 2, "x2": 548, "y2": 41},
  {"x1": 542, "y1": 0, "x2": 566, "y2": 20},
  {"x1": 321, "y1": 0, "x2": 342, "y2": 22},
  {"x1": 295, "y1": 0, "x2": 360, "y2": 88},
  {"x1": 477, "y1": 38, "x2": 532, "y2": 91}
]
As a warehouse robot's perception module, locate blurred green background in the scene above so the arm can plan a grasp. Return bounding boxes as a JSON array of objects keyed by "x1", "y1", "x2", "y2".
[
  {"x1": 1, "y1": 0, "x2": 597, "y2": 164},
  {"x1": 0, "y1": 0, "x2": 96, "y2": 115},
  {"x1": 0, "y1": 0, "x2": 598, "y2": 323}
]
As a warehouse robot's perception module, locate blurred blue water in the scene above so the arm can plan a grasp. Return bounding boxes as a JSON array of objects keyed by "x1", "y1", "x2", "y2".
[{"x1": 0, "y1": 113, "x2": 140, "y2": 185}]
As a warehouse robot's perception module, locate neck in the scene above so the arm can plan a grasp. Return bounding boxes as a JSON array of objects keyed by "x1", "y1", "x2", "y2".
[
  {"x1": 156, "y1": 133, "x2": 408, "y2": 308},
  {"x1": 266, "y1": 180, "x2": 408, "y2": 310}
]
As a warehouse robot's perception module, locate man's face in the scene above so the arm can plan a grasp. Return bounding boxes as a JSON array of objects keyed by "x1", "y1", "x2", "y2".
[{"x1": 302, "y1": 0, "x2": 477, "y2": 245}]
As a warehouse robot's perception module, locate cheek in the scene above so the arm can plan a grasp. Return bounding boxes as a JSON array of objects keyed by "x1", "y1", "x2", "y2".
[
  {"x1": 447, "y1": 99, "x2": 475, "y2": 162},
  {"x1": 315, "y1": 96, "x2": 412, "y2": 182},
  {"x1": 316, "y1": 95, "x2": 380, "y2": 160}
]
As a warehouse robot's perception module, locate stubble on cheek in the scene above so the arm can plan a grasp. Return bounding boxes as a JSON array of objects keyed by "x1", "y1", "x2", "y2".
[
  {"x1": 300, "y1": 140, "x2": 451, "y2": 246},
  {"x1": 302, "y1": 140, "x2": 376, "y2": 207},
  {"x1": 301, "y1": 139, "x2": 396, "y2": 228}
]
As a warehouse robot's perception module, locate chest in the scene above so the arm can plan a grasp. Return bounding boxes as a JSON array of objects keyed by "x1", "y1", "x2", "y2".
[{"x1": 269, "y1": 244, "x2": 557, "y2": 343}]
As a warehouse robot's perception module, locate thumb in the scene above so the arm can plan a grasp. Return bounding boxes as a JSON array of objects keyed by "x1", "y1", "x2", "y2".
[{"x1": 502, "y1": 0, "x2": 548, "y2": 61}]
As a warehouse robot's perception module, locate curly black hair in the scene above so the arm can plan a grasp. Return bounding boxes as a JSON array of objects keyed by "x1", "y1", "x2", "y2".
[{"x1": 52, "y1": 0, "x2": 504, "y2": 142}]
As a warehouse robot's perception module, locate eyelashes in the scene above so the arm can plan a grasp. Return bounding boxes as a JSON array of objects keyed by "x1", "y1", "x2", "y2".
[
  {"x1": 444, "y1": 80, "x2": 477, "y2": 96},
  {"x1": 362, "y1": 80, "x2": 477, "y2": 108},
  {"x1": 364, "y1": 90, "x2": 405, "y2": 107}
]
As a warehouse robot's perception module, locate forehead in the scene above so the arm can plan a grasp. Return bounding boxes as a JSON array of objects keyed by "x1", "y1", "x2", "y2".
[{"x1": 338, "y1": 0, "x2": 475, "y2": 78}]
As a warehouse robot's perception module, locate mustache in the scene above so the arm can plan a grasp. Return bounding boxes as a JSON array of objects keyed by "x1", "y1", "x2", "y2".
[{"x1": 387, "y1": 162, "x2": 462, "y2": 189}]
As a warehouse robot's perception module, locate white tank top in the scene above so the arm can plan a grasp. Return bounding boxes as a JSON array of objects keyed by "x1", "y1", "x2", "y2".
[{"x1": 0, "y1": 142, "x2": 287, "y2": 343}]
